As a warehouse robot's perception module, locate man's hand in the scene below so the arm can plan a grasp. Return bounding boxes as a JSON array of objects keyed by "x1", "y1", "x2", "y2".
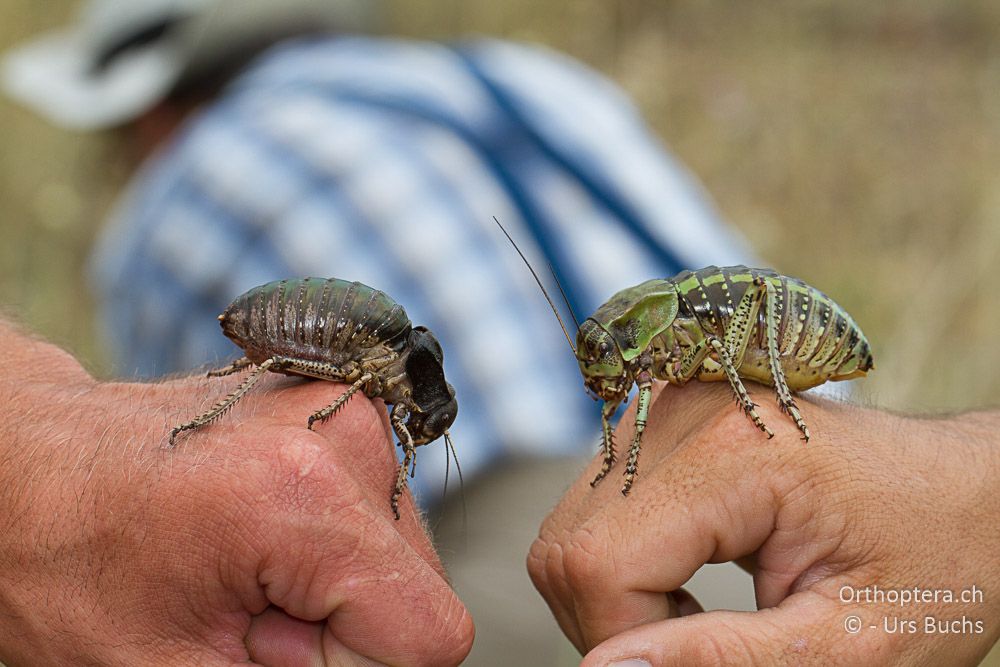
[
  {"x1": 528, "y1": 381, "x2": 1000, "y2": 666},
  {"x1": 0, "y1": 323, "x2": 473, "y2": 666}
]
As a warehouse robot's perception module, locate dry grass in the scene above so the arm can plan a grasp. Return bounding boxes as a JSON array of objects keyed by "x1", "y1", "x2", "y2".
[
  {"x1": 0, "y1": 1, "x2": 127, "y2": 372},
  {"x1": 1, "y1": 2, "x2": 998, "y2": 663},
  {"x1": 5, "y1": 1, "x2": 1000, "y2": 412},
  {"x1": 387, "y1": 0, "x2": 1000, "y2": 415}
]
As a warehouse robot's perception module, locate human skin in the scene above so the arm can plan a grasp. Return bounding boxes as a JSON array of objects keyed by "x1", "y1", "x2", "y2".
[
  {"x1": 528, "y1": 381, "x2": 1000, "y2": 666},
  {"x1": 0, "y1": 321, "x2": 473, "y2": 666}
]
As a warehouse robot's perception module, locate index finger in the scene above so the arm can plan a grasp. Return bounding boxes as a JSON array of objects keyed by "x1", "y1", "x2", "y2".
[
  {"x1": 560, "y1": 385, "x2": 788, "y2": 651},
  {"x1": 174, "y1": 374, "x2": 470, "y2": 664},
  {"x1": 250, "y1": 377, "x2": 440, "y2": 565},
  {"x1": 527, "y1": 383, "x2": 717, "y2": 649},
  {"x1": 245, "y1": 422, "x2": 473, "y2": 666}
]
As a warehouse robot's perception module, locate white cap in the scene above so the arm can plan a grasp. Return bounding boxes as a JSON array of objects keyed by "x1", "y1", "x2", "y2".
[{"x1": 2, "y1": 0, "x2": 376, "y2": 130}]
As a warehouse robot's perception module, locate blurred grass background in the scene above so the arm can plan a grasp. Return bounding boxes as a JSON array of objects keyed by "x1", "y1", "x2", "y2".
[
  {"x1": 4, "y1": 0, "x2": 1000, "y2": 413},
  {"x1": 2, "y1": 1, "x2": 998, "y2": 664}
]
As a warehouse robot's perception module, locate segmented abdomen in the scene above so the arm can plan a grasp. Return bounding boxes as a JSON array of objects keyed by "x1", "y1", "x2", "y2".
[
  {"x1": 670, "y1": 266, "x2": 873, "y2": 390},
  {"x1": 219, "y1": 278, "x2": 411, "y2": 364}
]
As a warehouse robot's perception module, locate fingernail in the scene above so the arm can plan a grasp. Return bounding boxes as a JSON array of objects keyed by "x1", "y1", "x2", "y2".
[{"x1": 607, "y1": 660, "x2": 652, "y2": 667}]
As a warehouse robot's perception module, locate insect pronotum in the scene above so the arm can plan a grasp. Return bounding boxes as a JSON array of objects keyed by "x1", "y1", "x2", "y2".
[
  {"x1": 495, "y1": 218, "x2": 873, "y2": 495},
  {"x1": 169, "y1": 277, "x2": 459, "y2": 519}
]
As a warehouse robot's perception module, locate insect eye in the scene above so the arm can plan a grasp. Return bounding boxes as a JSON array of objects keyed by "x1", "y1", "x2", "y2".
[{"x1": 598, "y1": 342, "x2": 610, "y2": 356}]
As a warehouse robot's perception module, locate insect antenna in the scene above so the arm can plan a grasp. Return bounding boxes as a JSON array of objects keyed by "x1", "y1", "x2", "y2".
[
  {"x1": 433, "y1": 431, "x2": 468, "y2": 549},
  {"x1": 444, "y1": 431, "x2": 467, "y2": 540},
  {"x1": 548, "y1": 260, "x2": 581, "y2": 332},
  {"x1": 493, "y1": 216, "x2": 577, "y2": 354}
]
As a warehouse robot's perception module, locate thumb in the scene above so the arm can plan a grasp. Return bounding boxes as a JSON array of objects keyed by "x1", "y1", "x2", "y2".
[{"x1": 580, "y1": 592, "x2": 870, "y2": 667}]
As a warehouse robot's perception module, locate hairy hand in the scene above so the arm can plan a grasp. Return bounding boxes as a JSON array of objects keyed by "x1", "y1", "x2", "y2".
[
  {"x1": 0, "y1": 329, "x2": 472, "y2": 666},
  {"x1": 528, "y1": 382, "x2": 1000, "y2": 666}
]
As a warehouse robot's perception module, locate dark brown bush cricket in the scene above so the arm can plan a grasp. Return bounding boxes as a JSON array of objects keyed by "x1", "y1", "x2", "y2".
[{"x1": 169, "y1": 277, "x2": 458, "y2": 519}]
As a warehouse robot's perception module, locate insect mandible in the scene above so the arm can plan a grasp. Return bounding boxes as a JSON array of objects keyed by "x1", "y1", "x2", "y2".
[
  {"x1": 496, "y1": 218, "x2": 873, "y2": 495},
  {"x1": 169, "y1": 277, "x2": 458, "y2": 519}
]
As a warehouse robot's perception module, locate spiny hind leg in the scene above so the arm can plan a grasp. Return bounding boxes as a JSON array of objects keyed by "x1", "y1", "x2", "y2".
[
  {"x1": 389, "y1": 404, "x2": 416, "y2": 521},
  {"x1": 723, "y1": 276, "x2": 766, "y2": 364},
  {"x1": 169, "y1": 358, "x2": 277, "y2": 445},
  {"x1": 707, "y1": 338, "x2": 773, "y2": 438},
  {"x1": 621, "y1": 378, "x2": 653, "y2": 496},
  {"x1": 307, "y1": 373, "x2": 373, "y2": 429},
  {"x1": 719, "y1": 277, "x2": 791, "y2": 438},
  {"x1": 207, "y1": 357, "x2": 253, "y2": 377},
  {"x1": 591, "y1": 399, "x2": 622, "y2": 487},
  {"x1": 759, "y1": 278, "x2": 810, "y2": 440},
  {"x1": 677, "y1": 334, "x2": 714, "y2": 381}
]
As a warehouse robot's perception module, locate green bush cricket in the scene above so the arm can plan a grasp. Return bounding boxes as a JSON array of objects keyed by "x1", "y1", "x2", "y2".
[{"x1": 495, "y1": 218, "x2": 873, "y2": 494}]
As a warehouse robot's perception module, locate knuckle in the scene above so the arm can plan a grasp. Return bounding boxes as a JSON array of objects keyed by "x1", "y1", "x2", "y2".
[
  {"x1": 563, "y1": 527, "x2": 611, "y2": 592},
  {"x1": 262, "y1": 429, "x2": 359, "y2": 517},
  {"x1": 526, "y1": 536, "x2": 551, "y2": 591},
  {"x1": 544, "y1": 542, "x2": 570, "y2": 597},
  {"x1": 703, "y1": 401, "x2": 763, "y2": 445}
]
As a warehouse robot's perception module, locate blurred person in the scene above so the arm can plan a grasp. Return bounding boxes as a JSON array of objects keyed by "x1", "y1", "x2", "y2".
[
  {"x1": 4, "y1": 0, "x2": 750, "y2": 496},
  {"x1": 1, "y1": 0, "x2": 752, "y2": 663}
]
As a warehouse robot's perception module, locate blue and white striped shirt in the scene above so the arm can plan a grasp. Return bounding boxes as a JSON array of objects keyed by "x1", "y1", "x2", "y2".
[{"x1": 90, "y1": 36, "x2": 752, "y2": 501}]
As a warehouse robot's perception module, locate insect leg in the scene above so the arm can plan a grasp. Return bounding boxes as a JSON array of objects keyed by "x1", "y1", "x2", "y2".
[
  {"x1": 280, "y1": 359, "x2": 350, "y2": 382},
  {"x1": 590, "y1": 398, "x2": 622, "y2": 487},
  {"x1": 677, "y1": 333, "x2": 774, "y2": 438},
  {"x1": 760, "y1": 279, "x2": 810, "y2": 441},
  {"x1": 723, "y1": 278, "x2": 766, "y2": 364},
  {"x1": 708, "y1": 337, "x2": 773, "y2": 438},
  {"x1": 676, "y1": 336, "x2": 714, "y2": 381},
  {"x1": 621, "y1": 379, "x2": 652, "y2": 496},
  {"x1": 389, "y1": 403, "x2": 416, "y2": 521},
  {"x1": 306, "y1": 373, "x2": 374, "y2": 429},
  {"x1": 169, "y1": 358, "x2": 276, "y2": 446},
  {"x1": 206, "y1": 357, "x2": 253, "y2": 377}
]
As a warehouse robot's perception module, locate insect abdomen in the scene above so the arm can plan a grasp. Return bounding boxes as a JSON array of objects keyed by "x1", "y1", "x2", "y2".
[
  {"x1": 220, "y1": 278, "x2": 411, "y2": 364},
  {"x1": 671, "y1": 266, "x2": 758, "y2": 338},
  {"x1": 670, "y1": 266, "x2": 873, "y2": 390}
]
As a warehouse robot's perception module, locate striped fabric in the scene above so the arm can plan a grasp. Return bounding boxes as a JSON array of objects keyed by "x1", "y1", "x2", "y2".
[{"x1": 90, "y1": 36, "x2": 752, "y2": 502}]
